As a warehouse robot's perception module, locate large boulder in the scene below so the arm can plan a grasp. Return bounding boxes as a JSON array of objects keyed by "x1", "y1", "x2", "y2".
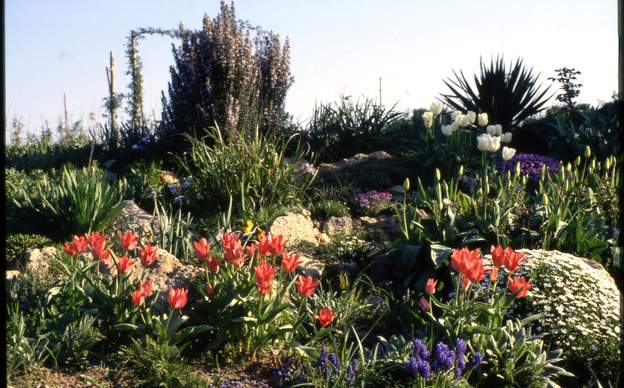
[
  {"x1": 21, "y1": 246, "x2": 58, "y2": 275},
  {"x1": 110, "y1": 200, "x2": 160, "y2": 240},
  {"x1": 493, "y1": 249, "x2": 620, "y2": 380},
  {"x1": 269, "y1": 210, "x2": 320, "y2": 248}
]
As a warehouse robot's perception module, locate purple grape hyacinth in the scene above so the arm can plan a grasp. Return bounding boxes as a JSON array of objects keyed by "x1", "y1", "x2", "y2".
[
  {"x1": 496, "y1": 153, "x2": 561, "y2": 181},
  {"x1": 432, "y1": 342, "x2": 456, "y2": 372},
  {"x1": 354, "y1": 190, "x2": 393, "y2": 210}
]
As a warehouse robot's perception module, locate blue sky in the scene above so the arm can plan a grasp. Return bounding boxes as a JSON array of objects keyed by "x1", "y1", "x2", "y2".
[{"x1": 5, "y1": 0, "x2": 618, "y2": 138}]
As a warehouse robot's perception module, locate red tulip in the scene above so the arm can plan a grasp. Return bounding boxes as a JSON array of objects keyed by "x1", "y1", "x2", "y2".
[
  {"x1": 194, "y1": 237, "x2": 211, "y2": 261},
  {"x1": 268, "y1": 235, "x2": 288, "y2": 256},
  {"x1": 296, "y1": 275, "x2": 320, "y2": 297},
  {"x1": 139, "y1": 278, "x2": 153, "y2": 296},
  {"x1": 167, "y1": 287, "x2": 188, "y2": 309},
  {"x1": 222, "y1": 231, "x2": 245, "y2": 267},
  {"x1": 450, "y1": 247, "x2": 485, "y2": 286},
  {"x1": 87, "y1": 231, "x2": 107, "y2": 249},
  {"x1": 64, "y1": 242, "x2": 79, "y2": 257},
  {"x1": 508, "y1": 276, "x2": 532, "y2": 298},
  {"x1": 490, "y1": 245, "x2": 505, "y2": 267},
  {"x1": 489, "y1": 266, "x2": 500, "y2": 282},
  {"x1": 425, "y1": 278, "x2": 437, "y2": 296},
  {"x1": 64, "y1": 236, "x2": 88, "y2": 256},
  {"x1": 254, "y1": 261, "x2": 278, "y2": 295},
  {"x1": 119, "y1": 230, "x2": 139, "y2": 251},
  {"x1": 91, "y1": 245, "x2": 112, "y2": 267},
  {"x1": 140, "y1": 242, "x2": 158, "y2": 266},
  {"x1": 281, "y1": 252, "x2": 301, "y2": 273},
  {"x1": 206, "y1": 282, "x2": 215, "y2": 296},
  {"x1": 246, "y1": 243, "x2": 258, "y2": 259},
  {"x1": 131, "y1": 290, "x2": 145, "y2": 307},
  {"x1": 117, "y1": 255, "x2": 135, "y2": 273},
  {"x1": 418, "y1": 296, "x2": 430, "y2": 312},
  {"x1": 503, "y1": 248, "x2": 525, "y2": 272},
  {"x1": 206, "y1": 256, "x2": 220, "y2": 273},
  {"x1": 316, "y1": 308, "x2": 335, "y2": 327}
]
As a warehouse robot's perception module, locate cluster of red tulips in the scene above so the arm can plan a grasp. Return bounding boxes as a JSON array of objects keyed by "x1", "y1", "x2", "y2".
[
  {"x1": 64, "y1": 230, "x2": 189, "y2": 312},
  {"x1": 193, "y1": 231, "x2": 334, "y2": 328}
]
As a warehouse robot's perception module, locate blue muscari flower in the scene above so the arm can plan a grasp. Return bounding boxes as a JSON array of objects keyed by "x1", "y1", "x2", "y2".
[
  {"x1": 454, "y1": 338, "x2": 467, "y2": 378},
  {"x1": 405, "y1": 357, "x2": 420, "y2": 376},
  {"x1": 467, "y1": 352, "x2": 483, "y2": 369},
  {"x1": 316, "y1": 345, "x2": 328, "y2": 374},
  {"x1": 329, "y1": 353, "x2": 341, "y2": 372},
  {"x1": 174, "y1": 195, "x2": 184, "y2": 203},
  {"x1": 412, "y1": 338, "x2": 430, "y2": 360},
  {"x1": 346, "y1": 359, "x2": 358, "y2": 386},
  {"x1": 432, "y1": 342, "x2": 455, "y2": 372},
  {"x1": 168, "y1": 184, "x2": 178, "y2": 195}
]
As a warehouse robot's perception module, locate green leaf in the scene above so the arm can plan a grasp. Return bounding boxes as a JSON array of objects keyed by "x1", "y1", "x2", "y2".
[{"x1": 430, "y1": 244, "x2": 452, "y2": 268}]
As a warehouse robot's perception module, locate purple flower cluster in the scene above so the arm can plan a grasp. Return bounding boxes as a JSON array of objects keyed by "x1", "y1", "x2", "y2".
[
  {"x1": 271, "y1": 359, "x2": 292, "y2": 387},
  {"x1": 314, "y1": 345, "x2": 358, "y2": 386},
  {"x1": 496, "y1": 153, "x2": 562, "y2": 181},
  {"x1": 355, "y1": 190, "x2": 393, "y2": 210},
  {"x1": 405, "y1": 338, "x2": 483, "y2": 381}
]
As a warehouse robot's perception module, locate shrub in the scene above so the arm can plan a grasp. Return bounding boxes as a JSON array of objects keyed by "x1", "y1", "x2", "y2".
[
  {"x1": 177, "y1": 126, "x2": 315, "y2": 220},
  {"x1": 161, "y1": 0, "x2": 292, "y2": 143},
  {"x1": 13, "y1": 164, "x2": 126, "y2": 239},
  {"x1": 311, "y1": 199, "x2": 351, "y2": 220},
  {"x1": 304, "y1": 97, "x2": 406, "y2": 161},
  {"x1": 6, "y1": 234, "x2": 53, "y2": 268},
  {"x1": 441, "y1": 56, "x2": 553, "y2": 130}
]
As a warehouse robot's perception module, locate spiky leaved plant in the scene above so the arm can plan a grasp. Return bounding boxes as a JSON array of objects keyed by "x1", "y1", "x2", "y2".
[{"x1": 441, "y1": 56, "x2": 553, "y2": 130}]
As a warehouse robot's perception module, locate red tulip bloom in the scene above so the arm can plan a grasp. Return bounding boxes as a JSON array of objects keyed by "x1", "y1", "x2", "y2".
[
  {"x1": 418, "y1": 296, "x2": 430, "y2": 312},
  {"x1": 316, "y1": 308, "x2": 335, "y2": 327},
  {"x1": 254, "y1": 261, "x2": 278, "y2": 295},
  {"x1": 194, "y1": 237, "x2": 211, "y2": 261},
  {"x1": 87, "y1": 231, "x2": 107, "y2": 249},
  {"x1": 167, "y1": 287, "x2": 189, "y2": 309},
  {"x1": 117, "y1": 255, "x2": 135, "y2": 273},
  {"x1": 64, "y1": 236, "x2": 88, "y2": 256},
  {"x1": 490, "y1": 245, "x2": 505, "y2": 267},
  {"x1": 450, "y1": 247, "x2": 485, "y2": 286},
  {"x1": 281, "y1": 252, "x2": 301, "y2": 273},
  {"x1": 425, "y1": 278, "x2": 437, "y2": 296},
  {"x1": 131, "y1": 290, "x2": 145, "y2": 307},
  {"x1": 140, "y1": 242, "x2": 158, "y2": 266},
  {"x1": 296, "y1": 275, "x2": 320, "y2": 297},
  {"x1": 267, "y1": 235, "x2": 288, "y2": 256},
  {"x1": 92, "y1": 245, "x2": 112, "y2": 267},
  {"x1": 205, "y1": 256, "x2": 220, "y2": 273},
  {"x1": 489, "y1": 266, "x2": 500, "y2": 282},
  {"x1": 222, "y1": 231, "x2": 245, "y2": 267},
  {"x1": 139, "y1": 278, "x2": 153, "y2": 296},
  {"x1": 508, "y1": 276, "x2": 532, "y2": 298},
  {"x1": 119, "y1": 230, "x2": 139, "y2": 251},
  {"x1": 64, "y1": 242, "x2": 79, "y2": 257},
  {"x1": 503, "y1": 248, "x2": 525, "y2": 272},
  {"x1": 246, "y1": 243, "x2": 258, "y2": 259}
]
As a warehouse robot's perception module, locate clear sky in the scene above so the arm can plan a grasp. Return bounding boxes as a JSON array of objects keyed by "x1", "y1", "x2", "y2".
[{"x1": 5, "y1": 0, "x2": 618, "y2": 138}]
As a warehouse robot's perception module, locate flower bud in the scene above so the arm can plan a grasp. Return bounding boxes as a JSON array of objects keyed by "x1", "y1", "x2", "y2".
[
  {"x1": 566, "y1": 162, "x2": 572, "y2": 173},
  {"x1": 477, "y1": 113, "x2": 488, "y2": 127},
  {"x1": 575, "y1": 156, "x2": 581, "y2": 167},
  {"x1": 403, "y1": 178, "x2": 410, "y2": 192},
  {"x1": 458, "y1": 165, "x2": 464, "y2": 177},
  {"x1": 590, "y1": 158, "x2": 596, "y2": 171},
  {"x1": 435, "y1": 168, "x2": 441, "y2": 182},
  {"x1": 542, "y1": 194, "x2": 549, "y2": 206},
  {"x1": 515, "y1": 162, "x2": 521, "y2": 178},
  {"x1": 584, "y1": 145, "x2": 591, "y2": 158}
]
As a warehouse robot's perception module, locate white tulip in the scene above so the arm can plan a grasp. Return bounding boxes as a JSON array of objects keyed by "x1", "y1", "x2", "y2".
[
  {"x1": 430, "y1": 102, "x2": 443, "y2": 116},
  {"x1": 441, "y1": 123, "x2": 456, "y2": 136},
  {"x1": 478, "y1": 113, "x2": 488, "y2": 127},
  {"x1": 501, "y1": 132, "x2": 512, "y2": 144},
  {"x1": 502, "y1": 146, "x2": 516, "y2": 161},
  {"x1": 422, "y1": 111, "x2": 434, "y2": 129},
  {"x1": 477, "y1": 133, "x2": 501, "y2": 152},
  {"x1": 494, "y1": 124, "x2": 502, "y2": 136},
  {"x1": 486, "y1": 125, "x2": 497, "y2": 136},
  {"x1": 466, "y1": 111, "x2": 476, "y2": 125},
  {"x1": 453, "y1": 113, "x2": 467, "y2": 128},
  {"x1": 451, "y1": 111, "x2": 462, "y2": 121}
]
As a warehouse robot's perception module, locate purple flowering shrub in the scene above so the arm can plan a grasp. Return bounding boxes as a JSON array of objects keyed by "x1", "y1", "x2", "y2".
[
  {"x1": 496, "y1": 153, "x2": 562, "y2": 181},
  {"x1": 354, "y1": 190, "x2": 394, "y2": 215}
]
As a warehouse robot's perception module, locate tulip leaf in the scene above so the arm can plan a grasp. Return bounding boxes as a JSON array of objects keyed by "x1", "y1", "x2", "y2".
[
  {"x1": 430, "y1": 244, "x2": 452, "y2": 268},
  {"x1": 231, "y1": 316, "x2": 258, "y2": 323}
]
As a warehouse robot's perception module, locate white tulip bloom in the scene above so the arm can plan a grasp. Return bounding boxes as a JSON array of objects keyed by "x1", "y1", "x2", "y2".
[
  {"x1": 466, "y1": 111, "x2": 476, "y2": 125},
  {"x1": 501, "y1": 132, "x2": 512, "y2": 144},
  {"x1": 453, "y1": 113, "x2": 467, "y2": 128},
  {"x1": 451, "y1": 111, "x2": 462, "y2": 121},
  {"x1": 477, "y1": 133, "x2": 501, "y2": 152},
  {"x1": 486, "y1": 125, "x2": 497, "y2": 136},
  {"x1": 494, "y1": 124, "x2": 502, "y2": 136},
  {"x1": 441, "y1": 123, "x2": 456, "y2": 136},
  {"x1": 478, "y1": 113, "x2": 488, "y2": 127},
  {"x1": 422, "y1": 111, "x2": 434, "y2": 129},
  {"x1": 430, "y1": 102, "x2": 443, "y2": 116},
  {"x1": 502, "y1": 146, "x2": 516, "y2": 161}
]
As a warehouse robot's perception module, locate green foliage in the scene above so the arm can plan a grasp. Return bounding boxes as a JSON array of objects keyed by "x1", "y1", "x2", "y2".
[
  {"x1": 6, "y1": 304, "x2": 52, "y2": 379},
  {"x1": 6, "y1": 234, "x2": 53, "y2": 267},
  {"x1": 311, "y1": 199, "x2": 351, "y2": 220},
  {"x1": 48, "y1": 315, "x2": 99, "y2": 370},
  {"x1": 178, "y1": 126, "x2": 315, "y2": 220},
  {"x1": 118, "y1": 336, "x2": 209, "y2": 388},
  {"x1": 153, "y1": 201, "x2": 196, "y2": 264},
  {"x1": 305, "y1": 97, "x2": 406, "y2": 161},
  {"x1": 13, "y1": 164, "x2": 126, "y2": 239},
  {"x1": 441, "y1": 56, "x2": 553, "y2": 129},
  {"x1": 161, "y1": 0, "x2": 292, "y2": 143}
]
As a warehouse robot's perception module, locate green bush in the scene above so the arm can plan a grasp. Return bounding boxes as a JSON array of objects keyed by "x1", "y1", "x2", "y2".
[
  {"x1": 48, "y1": 315, "x2": 99, "y2": 371},
  {"x1": 312, "y1": 199, "x2": 351, "y2": 220},
  {"x1": 6, "y1": 234, "x2": 53, "y2": 268},
  {"x1": 13, "y1": 164, "x2": 126, "y2": 239},
  {"x1": 178, "y1": 126, "x2": 315, "y2": 220}
]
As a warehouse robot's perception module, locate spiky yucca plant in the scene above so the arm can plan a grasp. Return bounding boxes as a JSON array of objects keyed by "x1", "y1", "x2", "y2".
[{"x1": 441, "y1": 56, "x2": 553, "y2": 130}]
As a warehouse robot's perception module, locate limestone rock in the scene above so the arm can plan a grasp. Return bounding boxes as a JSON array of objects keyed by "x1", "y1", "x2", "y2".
[
  {"x1": 22, "y1": 246, "x2": 57, "y2": 275},
  {"x1": 110, "y1": 200, "x2": 160, "y2": 241},
  {"x1": 323, "y1": 216, "x2": 353, "y2": 236},
  {"x1": 269, "y1": 211, "x2": 319, "y2": 247},
  {"x1": 6, "y1": 270, "x2": 21, "y2": 280},
  {"x1": 296, "y1": 255, "x2": 325, "y2": 278}
]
